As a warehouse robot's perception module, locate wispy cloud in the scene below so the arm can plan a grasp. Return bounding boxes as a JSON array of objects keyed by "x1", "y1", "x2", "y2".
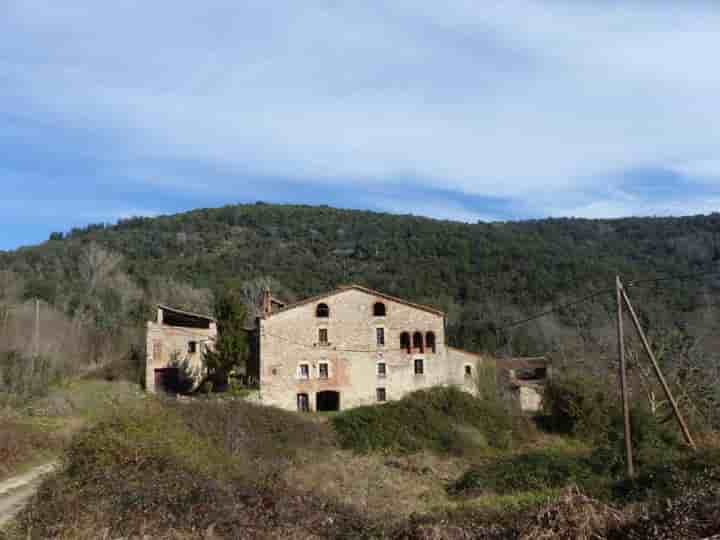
[{"x1": 2, "y1": 1, "x2": 720, "y2": 248}]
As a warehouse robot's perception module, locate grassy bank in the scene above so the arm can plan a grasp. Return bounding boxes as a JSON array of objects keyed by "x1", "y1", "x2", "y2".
[{"x1": 4, "y1": 385, "x2": 720, "y2": 538}]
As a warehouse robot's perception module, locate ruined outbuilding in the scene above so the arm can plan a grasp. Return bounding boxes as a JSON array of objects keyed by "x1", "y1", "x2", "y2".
[
  {"x1": 496, "y1": 356, "x2": 550, "y2": 412},
  {"x1": 145, "y1": 305, "x2": 216, "y2": 393}
]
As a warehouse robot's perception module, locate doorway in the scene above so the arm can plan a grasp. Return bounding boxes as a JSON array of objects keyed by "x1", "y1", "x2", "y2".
[
  {"x1": 297, "y1": 393, "x2": 310, "y2": 412},
  {"x1": 316, "y1": 390, "x2": 340, "y2": 411}
]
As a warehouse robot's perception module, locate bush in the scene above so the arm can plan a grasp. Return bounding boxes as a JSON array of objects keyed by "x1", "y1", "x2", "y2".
[
  {"x1": 611, "y1": 448, "x2": 720, "y2": 503},
  {"x1": 332, "y1": 386, "x2": 514, "y2": 454},
  {"x1": 170, "y1": 398, "x2": 334, "y2": 465},
  {"x1": 541, "y1": 374, "x2": 613, "y2": 439},
  {"x1": 449, "y1": 449, "x2": 596, "y2": 496},
  {"x1": 89, "y1": 345, "x2": 145, "y2": 386},
  {"x1": 15, "y1": 399, "x2": 370, "y2": 539},
  {"x1": 0, "y1": 351, "x2": 61, "y2": 406},
  {"x1": 588, "y1": 405, "x2": 682, "y2": 478}
]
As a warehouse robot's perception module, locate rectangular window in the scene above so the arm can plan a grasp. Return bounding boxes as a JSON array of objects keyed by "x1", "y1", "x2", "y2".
[
  {"x1": 376, "y1": 388, "x2": 386, "y2": 402},
  {"x1": 297, "y1": 393, "x2": 309, "y2": 412},
  {"x1": 377, "y1": 362, "x2": 386, "y2": 378},
  {"x1": 318, "y1": 328, "x2": 328, "y2": 345},
  {"x1": 299, "y1": 364, "x2": 310, "y2": 379},
  {"x1": 319, "y1": 362, "x2": 329, "y2": 379},
  {"x1": 414, "y1": 358, "x2": 424, "y2": 375},
  {"x1": 153, "y1": 341, "x2": 162, "y2": 362},
  {"x1": 376, "y1": 327, "x2": 385, "y2": 346},
  {"x1": 188, "y1": 341, "x2": 197, "y2": 354}
]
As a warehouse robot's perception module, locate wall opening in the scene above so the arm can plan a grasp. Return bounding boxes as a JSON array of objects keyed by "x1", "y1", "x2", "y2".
[
  {"x1": 297, "y1": 393, "x2": 310, "y2": 412},
  {"x1": 400, "y1": 332, "x2": 411, "y2": 353},
  {"x1": 316, "y1": 390, "x2": 340, "y2": 411},
  {"x1": 316, "y1": 303, "x2": 330, "y2": 318},
  {"x1": 154, "y1": 367, "x2": 179, "y2": 393},
  {"x1": 413, "y1": 332, "x2": 424, "y2": 352},
  {"x1": 425, "y1": 332, "x2": 436, "y2": 353},
  {"x1": 373, "y1": 302, "x2": 386, "y2": 316}
]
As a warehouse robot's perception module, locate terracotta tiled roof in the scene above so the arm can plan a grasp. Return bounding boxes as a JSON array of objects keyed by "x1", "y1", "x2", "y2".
[{"x1": 267, "y1": 284, "x2": 444, "y2": 317}]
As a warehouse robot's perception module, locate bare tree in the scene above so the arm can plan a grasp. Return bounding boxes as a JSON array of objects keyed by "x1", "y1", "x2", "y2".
[
  {"x1": 78, "y1": 242, "x2": 123, "y2": 294},
  {"x1": 240, "y1": 276, "x2": 294, "y2": 321}
]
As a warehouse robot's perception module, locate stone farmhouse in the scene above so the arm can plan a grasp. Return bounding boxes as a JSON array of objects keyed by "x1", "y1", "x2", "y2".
[{"x1": 146, "y1": 285, "x2": 547, "y2": 412}]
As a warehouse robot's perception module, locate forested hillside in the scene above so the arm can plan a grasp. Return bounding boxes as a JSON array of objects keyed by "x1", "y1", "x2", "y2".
[{"x1": 3, "y1": 203, "x2": 720, "y2": 362}]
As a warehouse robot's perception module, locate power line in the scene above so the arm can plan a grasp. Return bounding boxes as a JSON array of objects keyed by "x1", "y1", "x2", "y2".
[
  {"x1": 626, "y1": 268, "x2": 720, "y2": 288},
  {"x1": 497, "y1": 289, "x2": 614, "y2": 331}
]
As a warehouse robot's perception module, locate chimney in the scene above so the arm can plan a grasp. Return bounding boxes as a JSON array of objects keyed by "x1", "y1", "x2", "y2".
[{"x1": 262, "y1": 287, "x2": 272, "y2": 318}]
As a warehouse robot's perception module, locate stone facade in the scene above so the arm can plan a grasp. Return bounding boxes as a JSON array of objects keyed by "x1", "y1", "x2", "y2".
[
  {"x1": 145, "y1": 306, "x2": 217, "y2": 393},
  {"x1": 257, "y1": 285, "x2": 482, "y2": 411}
]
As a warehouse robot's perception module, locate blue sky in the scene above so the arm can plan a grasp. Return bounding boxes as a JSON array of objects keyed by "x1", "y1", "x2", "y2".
[{"x1": 3, "y1": 1, "x2": 720, "y2": 250}]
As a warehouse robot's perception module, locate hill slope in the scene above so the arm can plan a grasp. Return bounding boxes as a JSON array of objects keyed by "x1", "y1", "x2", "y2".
[{"x1": 2, "y1": 203, "x2": 720, "y2": 357}]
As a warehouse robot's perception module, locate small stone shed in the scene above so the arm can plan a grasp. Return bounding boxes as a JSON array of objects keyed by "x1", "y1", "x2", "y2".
[
  {"x1": 495, "y1": 356, "x2": 551, "y2": 413},
  {"x1": 145, "y1": 305, "x2": 217, "y2": 393}
]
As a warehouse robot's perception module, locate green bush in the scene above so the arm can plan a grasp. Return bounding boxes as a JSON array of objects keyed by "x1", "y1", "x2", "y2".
[
  {"x1": 331, "y1": 386, "x2": 514, "y2": 454},
  {"x1": 449, "y1": 449, "x2": 597, "y2": 496},
  {"x1": 588, "y1": 405, "x2": 682, "y2": 477},
  {"x1": 611, "y1": 448, "x2": 720, "y2": 503},
  {"x1": 541, "y1": 374, "x2": 613, "y2": 439}
]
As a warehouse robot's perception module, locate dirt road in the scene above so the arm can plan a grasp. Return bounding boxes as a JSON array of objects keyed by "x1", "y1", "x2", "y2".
[{"x1": 0, "y1": 462, "x2": 57, "y2": 528}]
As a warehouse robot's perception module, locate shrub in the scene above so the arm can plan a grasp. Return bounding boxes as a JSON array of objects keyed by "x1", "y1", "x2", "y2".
[
  {"x1": 15, "y1": 399, "x2": 370, "y2": 539},
  {"x1": 170, "y1": 398, "x2": 334, "y2": 465},
  {"x1": 332, "y1": 386, "x2": 514, "y2": 454},
  {"x1": 0, "y1": 351, "x2": 61, "y2": 406},
  {"x1": 611, "y1": 448, "x2": 720, "y2": 503},
  {"x1": 541, "y1": 374, "x2": 613, "y2": 439},
  {"x1": 449, "y1": 449, "x2": 597, "y2": 496},
  {"x1": 588, "y1": 405, "x2": 682, "y2": 478}
]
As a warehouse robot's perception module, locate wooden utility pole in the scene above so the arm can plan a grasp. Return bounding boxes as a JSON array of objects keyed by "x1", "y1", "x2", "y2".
[
  {"x1": 620, "y1": 286, "x2": 696, "y2": 450},
  {"x1": 616, "y1": 276, "x2": 635, "y2": 478},
  {"x1": 34, "y1": 298, "x2": 40, "y2": 356}
]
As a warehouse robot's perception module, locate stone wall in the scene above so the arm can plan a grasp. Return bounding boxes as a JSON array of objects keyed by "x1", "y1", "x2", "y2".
[{"x1": 258, "y1": 288, "x2": 474, "y2": 411}]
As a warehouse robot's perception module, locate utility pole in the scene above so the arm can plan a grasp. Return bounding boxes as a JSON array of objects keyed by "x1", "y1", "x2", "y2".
[
  {"x1": 616, "y1": 276, "x2": 635, "y2": 478},
  {"x1": 620, "y1": 286, "x2": 696, "y2": 450},
  {"x1": 34, "y1": 298, "x2": 40, "y2": 359}
]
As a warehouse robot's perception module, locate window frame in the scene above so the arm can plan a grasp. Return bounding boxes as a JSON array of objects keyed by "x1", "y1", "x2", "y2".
[
  {"x1": 377, "y1": 361, "x2": 387, "y2": 378},
  {"x1": 464, "y1": 364, "x2": 473, "y2": 378},
  {"x1": 376, "y1": 387, "x2": 387, "y2": 402},
  {"x1": 373, "y1": 302, "x2": 387, "y2": 317},
  {"x1": 318, "y1": 328, "x2": 329, "y2": 345},
  {"x1": 318, "y1": 361, "x2": 329, "y2": 379},
  {"x1": 188, "y1": 341, "x2": 197, "y2": 354},
  {"x1": 414, "y1": 358, "x2": 424, "y2": 375},
  {"x1": 298, "y1": 363, "x2": 310, "y2": 380},
  {"x1": 376, "y1": 327, "x2": 385, "y2": 347}
]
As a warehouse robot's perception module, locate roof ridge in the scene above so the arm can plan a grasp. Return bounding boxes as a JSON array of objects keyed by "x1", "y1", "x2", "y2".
[{"x1": 267, "y1": 285, "x2": 444, "y2": 317}]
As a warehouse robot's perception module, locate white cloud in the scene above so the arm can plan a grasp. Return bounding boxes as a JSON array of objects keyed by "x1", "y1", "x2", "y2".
[{"x1": 2, "y1": 1, "x2": 720, "y2": 213}]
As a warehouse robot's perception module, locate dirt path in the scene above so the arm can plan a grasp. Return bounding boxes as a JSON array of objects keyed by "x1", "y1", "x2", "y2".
[{"x1": 0, "y1": 462, "x2": 57, "y2": 528}]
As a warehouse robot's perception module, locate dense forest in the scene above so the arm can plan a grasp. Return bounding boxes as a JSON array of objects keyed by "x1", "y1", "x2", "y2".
[{"x1": 2, "y1": 203, "x2": 720, "y2": 368}]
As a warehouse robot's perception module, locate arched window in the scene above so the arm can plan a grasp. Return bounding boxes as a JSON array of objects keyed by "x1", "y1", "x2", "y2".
[
  {"x1": 425, "y1": 332, "x2": 436, "y2": 353},
  {"x1": 413, "y1": 332, "x2": 424, "y2": 353},
  {"x1": 316, "y1": 303, "x2": 329, "y2": 318},
  {"x1": 400, "y1": 332, "x2": 411, "y2": 353},
  {"x1": 373, "y1": 302, "x2": 386, "y2": 317}
]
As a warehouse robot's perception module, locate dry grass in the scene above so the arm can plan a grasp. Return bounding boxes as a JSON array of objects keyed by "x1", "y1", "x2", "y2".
[
  {"x1": 518, "y1": 485, "x2": 626, "y2": 540},
  {"x1": 0, "y1": 409, "x2": 68, "y2": 480},
  {"x1": 285, "y1": 449, "x2": 468, "y2": 519}
]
